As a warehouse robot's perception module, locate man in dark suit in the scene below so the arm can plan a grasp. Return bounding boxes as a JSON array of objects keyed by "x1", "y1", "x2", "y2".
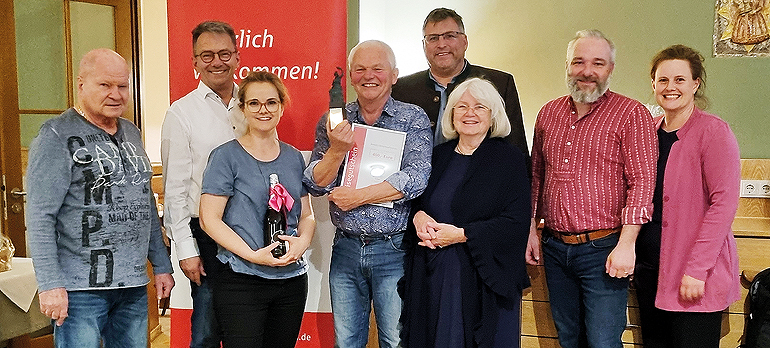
[{"x1": 391, "y1": 7, "x2": 529, "y2": 164}]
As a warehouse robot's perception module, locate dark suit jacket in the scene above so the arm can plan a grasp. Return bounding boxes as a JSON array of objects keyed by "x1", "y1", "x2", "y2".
[
  {"x1": 391, "y1": 61, "x2": 530, "y2": 168},
  {"x1": 401, "y1": 137, "x2": 531, "y2": 348}
]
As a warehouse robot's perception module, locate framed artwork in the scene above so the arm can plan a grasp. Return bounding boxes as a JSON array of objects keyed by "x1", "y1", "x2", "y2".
[{"x1": 714, "y1": 0, "x2": 770, "y2": 56}]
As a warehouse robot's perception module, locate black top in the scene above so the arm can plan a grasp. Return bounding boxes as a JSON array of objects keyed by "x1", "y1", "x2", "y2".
[
  {"x1": 637, "y1": 127, "x2": 679, "y2": 270},
  {"x1": 401, "y1": 137, "x2": 531, "y2": 348},
  {"x1": 427, "y1": 152, "x2": 470, "y2": 224}
]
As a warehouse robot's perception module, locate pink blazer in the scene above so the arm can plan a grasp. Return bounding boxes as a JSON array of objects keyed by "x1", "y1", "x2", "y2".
[{"x1": 654, "y1": 108, "x2": 741, "y2": 312}]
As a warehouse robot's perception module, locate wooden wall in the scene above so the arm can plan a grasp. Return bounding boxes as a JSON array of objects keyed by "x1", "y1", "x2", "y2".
[{"x1": 521, "y1": 159, "x2": 770, "y2": 347}]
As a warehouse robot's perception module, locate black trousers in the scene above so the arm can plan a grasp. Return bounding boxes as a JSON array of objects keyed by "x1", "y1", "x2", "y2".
[
  {"x1": 635, "y1": 267, "x2": 723, "y2": 348},
  {"x1": 210, "y1": 266, "x2": 308, "y2": 348}
]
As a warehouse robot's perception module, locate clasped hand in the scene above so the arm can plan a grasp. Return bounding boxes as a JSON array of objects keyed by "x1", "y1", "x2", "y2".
[{"x1": 413, "y1": 211, "x2": 466, "y2": 249}]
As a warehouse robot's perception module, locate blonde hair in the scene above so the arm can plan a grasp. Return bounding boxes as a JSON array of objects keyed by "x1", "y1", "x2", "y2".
[{"x1": 441, "y1": 78, "x2": 510, "y2": 140}]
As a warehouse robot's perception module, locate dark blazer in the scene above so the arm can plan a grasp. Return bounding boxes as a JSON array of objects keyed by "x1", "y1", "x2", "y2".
[
  {"x1": 391, "y1": 61, "x2": 530, "y2": 168},
  {"x1": 401, "y1": 137, "x2": 531, "y2": 348}
]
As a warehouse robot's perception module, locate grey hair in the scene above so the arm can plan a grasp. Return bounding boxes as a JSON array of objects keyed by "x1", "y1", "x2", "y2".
[
  {"x1": 441, "y1": 78, "x2": 511, "y2": 140},
  {"x1": 347, "y1": 40, "x2": 397, "y2": 71},
  {"x1": 566, "y1": 29, "x2": 616, "y2": 64}
]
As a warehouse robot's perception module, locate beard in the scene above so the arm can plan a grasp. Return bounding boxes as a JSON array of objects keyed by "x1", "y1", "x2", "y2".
[{"x1": 566, "y1": 73, "x2": 611, "y2": 104}]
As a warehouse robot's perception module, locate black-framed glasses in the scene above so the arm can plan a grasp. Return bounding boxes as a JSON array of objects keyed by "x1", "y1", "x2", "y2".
[
  {"x1": 244, "y1": 98, "x2": 281, "y2": 113},
  {"x1": 423, "y1": 31, "x2": 465, "y2": 44},
  {"x1": 453, "y1": 104, "x2": 490, "y2": 115},
  {"x1": 195, "y1": 50, "x2": 235, "y2": 63}
]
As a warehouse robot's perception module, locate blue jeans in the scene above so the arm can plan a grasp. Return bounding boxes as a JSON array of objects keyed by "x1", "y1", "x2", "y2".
[
  {"x1": 54, "y1": 286, "x2": 147, "y2": 348},
  {"x1": 542, "y1": 232, "x2": 629, "y2": 348},
  {"x1": 329, "y1": 231, "x2": 405, "y2": 348},
  {"x1": 190, "y1": 279, "x2": 221, "y2": 348}
]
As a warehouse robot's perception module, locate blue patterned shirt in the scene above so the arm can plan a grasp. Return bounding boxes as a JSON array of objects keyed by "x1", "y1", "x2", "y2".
[{"x1": 304, "y1": 97, "x2": 432, "y2": 236}]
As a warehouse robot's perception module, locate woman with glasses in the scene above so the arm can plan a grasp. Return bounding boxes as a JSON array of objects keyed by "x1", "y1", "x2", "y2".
[
  {"x1": 401, "y1": 78, "x2": 530, "y2": 348},
  {"x1": 199, "y1": 71, "x2": 315, "y2": 348}
]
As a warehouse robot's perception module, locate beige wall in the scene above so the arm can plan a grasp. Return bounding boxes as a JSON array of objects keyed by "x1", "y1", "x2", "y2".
[
  {"x1": 141, "y1": 0, "x2": 770, "y2": 160},
  {"x1": 139, "y1": 0, "x2": 170, "y2": 163}
]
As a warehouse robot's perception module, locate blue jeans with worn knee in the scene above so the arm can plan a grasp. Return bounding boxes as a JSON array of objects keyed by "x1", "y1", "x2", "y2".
[
  {"x1": 329, "y1": 231, "x2": 405, "y2": 348},
  {"x1": 542, "y1": 232, "x2": 629, "y2": 348},
  {"x1": 54, "y1": 286, "x2": 147, "y2": 348}
]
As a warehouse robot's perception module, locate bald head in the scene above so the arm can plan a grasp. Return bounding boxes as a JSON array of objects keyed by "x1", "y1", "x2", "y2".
[
  {"x1": 78, "y1": 48, "x2": 129, "y2": 80},
  {"x1": 77, "y1": 49, "x2": 131, "y2": 127}
]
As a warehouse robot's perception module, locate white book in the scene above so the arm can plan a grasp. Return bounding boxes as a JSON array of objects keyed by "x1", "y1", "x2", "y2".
[{"x1": 341, "y1": 124, "x2": 406, "y2": 208}]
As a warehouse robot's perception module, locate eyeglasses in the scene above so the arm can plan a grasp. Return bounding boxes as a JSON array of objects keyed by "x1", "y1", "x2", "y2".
[
  {"x1": 244, "y1": 98, "x2": 281, "y2": 113},
  {"x1": 453, "y1": 104, "x2": 490, "y2": 115},
  {"x1": 195, "y1": 50, "x2": 235, "y2": 63},
  {"x1": 423, "y1": 31, "x2": 465, "y2": 44}
]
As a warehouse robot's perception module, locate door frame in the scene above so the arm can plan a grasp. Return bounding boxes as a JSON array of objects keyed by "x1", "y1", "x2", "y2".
[
  {"x1": 65, "y1": 0, "x2": 142, "y2": 122},
  {"x1": 0, "y1": 0, "x2": 141, "y2": 257},
  {"x1": 0, "y1": 0, "x2": 25, "y2": 256}
]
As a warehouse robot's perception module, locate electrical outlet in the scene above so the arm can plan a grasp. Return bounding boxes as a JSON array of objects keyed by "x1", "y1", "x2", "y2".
[{"x1": 740, "y1": 180, "x2": 770, "y2": 198}]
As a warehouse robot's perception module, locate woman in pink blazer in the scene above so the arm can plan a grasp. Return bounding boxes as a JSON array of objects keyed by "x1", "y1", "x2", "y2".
[{"x1": 634, "y1": 45, "x2": 741, "y2": 348}]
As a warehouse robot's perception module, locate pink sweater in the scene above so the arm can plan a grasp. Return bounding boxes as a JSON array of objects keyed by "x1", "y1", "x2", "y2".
[{"x1": 654, "y1": 108, "x2": 741, "y2": 312}]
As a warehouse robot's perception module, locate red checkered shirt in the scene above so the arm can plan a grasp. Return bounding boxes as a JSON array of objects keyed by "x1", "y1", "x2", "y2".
[{"x1": 531, "y1": 90, "x2": 657, "y2": 233}]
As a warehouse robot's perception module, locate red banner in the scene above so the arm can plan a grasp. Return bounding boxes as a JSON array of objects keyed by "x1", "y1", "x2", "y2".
[
  {"x1": 167, "y1": 0, "x2": 348, "y2": 150},
  {"x1": 166, "y1": 2, "x2": 346, "y2": 347},
  {"x1": 171, "y1": 309, "x2": 334, "y2": 348}
]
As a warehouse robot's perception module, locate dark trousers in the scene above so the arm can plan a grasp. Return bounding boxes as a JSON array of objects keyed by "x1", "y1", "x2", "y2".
[
  {"x1": 635, "y1": 267, "x2": 723, "y2": 348},
  {"x1": 210, "y1": 266, "x2": 308, "y2": 348},
  {"x1": 190, "y1": 218, "x2": 223, "y2": 348}
]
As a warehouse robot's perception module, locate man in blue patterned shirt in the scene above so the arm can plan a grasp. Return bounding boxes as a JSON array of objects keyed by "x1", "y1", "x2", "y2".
[{"x1": 304, "y1": 40, "x2": 432, "y2": 348}]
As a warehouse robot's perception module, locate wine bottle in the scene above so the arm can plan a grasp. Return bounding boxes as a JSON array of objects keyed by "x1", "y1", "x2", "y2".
[{"x1": 264, "y1": 173, "x2": 288, "y2": 258}]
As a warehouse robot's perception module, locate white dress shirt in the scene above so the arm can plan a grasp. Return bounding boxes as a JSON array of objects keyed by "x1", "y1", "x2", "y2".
[{"x1": 160, "y1": 81, "x2": 246, "y2": 260}]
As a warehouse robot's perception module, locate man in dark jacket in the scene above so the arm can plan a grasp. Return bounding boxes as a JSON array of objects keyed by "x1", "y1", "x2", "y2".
[{"x1": 391, "y1": 7, "x2": 529, "y2": 166}]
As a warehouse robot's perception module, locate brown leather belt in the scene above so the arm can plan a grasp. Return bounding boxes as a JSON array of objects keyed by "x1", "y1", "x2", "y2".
[{"x1": 544, "y1": 227, "x2": 621, "y2": 244}]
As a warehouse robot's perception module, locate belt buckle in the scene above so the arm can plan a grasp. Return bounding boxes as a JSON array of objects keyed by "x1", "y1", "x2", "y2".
[{"x1": 573, "y1": 233, "x2": 588, "y2": 244}]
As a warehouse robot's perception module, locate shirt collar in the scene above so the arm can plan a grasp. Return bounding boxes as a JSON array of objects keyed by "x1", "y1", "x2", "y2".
[
  {"x1": 195, "y1": 81, "x2": 240, "y2": 110},
  {"x1": 428, "y1": 60, "x2": 469, "y2": 87},
  {"x1": 569, "y1": 90, "x2": 612, "y2": 119},
  {"x1": 346, "y1": 96, "x2": 397, "y2": 124}
]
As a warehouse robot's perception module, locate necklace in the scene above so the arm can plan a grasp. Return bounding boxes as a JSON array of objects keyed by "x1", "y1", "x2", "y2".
[
  {"x1": 73, "y1": 106, "x2": 87, "y2": 120},
  {"x1": 454, "y1": 144, "x2": 476, "y2": 156},
  {"x1": 73, "y1": 105, "x2": 119, "y2": 134},
  {"x1": 74, "y1": 106, "x2": 99, "y2": 127}
]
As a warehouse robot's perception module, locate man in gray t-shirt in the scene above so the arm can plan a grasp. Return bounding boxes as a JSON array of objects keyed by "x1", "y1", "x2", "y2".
[{"x1": 26, "y1": 48, "x2": 173, "y2": 348}]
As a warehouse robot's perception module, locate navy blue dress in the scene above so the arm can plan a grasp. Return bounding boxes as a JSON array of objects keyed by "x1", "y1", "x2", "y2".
[
  {"x1": 401, "y1": 137, "x2": 531, "y2": 348},
  {"x1": 425, "y1": 152, "x2": 470, "y2": 347}
]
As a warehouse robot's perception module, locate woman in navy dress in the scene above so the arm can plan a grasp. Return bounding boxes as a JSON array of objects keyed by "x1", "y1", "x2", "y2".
[{"x1": 401, "y1": 78, "x2": 531, "y2": 348}]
